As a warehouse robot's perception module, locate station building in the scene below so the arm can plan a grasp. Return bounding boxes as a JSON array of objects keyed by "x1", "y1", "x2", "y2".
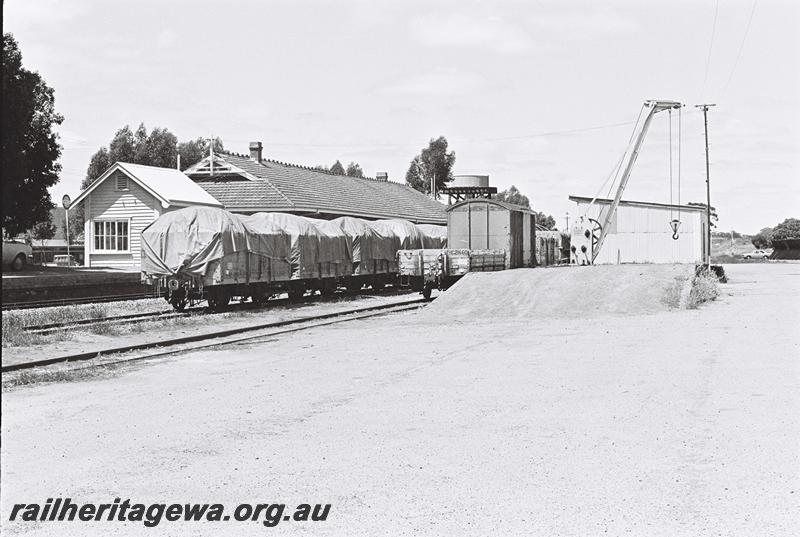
[{"x1": 71, "y1": 142, "x2": 446, "y2": 268}]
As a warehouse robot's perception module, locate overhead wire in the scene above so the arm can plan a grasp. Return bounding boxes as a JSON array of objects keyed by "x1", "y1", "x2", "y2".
[
  {"x1": 700, "y1": 0, "x2": 720, "y2": 100},
  {"x1": 719, "y1": 0, "x2": 758, "y2": 100},
  {"x1": 222, "y1": 120, "x2": 639, "y2": 150}
]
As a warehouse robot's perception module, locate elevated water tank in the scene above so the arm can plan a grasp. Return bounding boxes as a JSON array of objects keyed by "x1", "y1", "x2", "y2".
[{"x1": 452, "y1": 174, "x2": 490, "y2": 188}]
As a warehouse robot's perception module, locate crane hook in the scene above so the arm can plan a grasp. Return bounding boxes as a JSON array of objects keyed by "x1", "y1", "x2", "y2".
[{"x1": 669, "y1": 219, "x2": 681, "y2": 241}]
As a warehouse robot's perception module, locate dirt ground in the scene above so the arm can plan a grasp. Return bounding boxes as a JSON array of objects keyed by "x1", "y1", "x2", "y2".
[{"x1": 1, "y1": 263, "x2": 798, "y2": 536}]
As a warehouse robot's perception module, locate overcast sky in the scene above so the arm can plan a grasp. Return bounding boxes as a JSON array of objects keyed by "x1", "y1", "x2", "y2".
[{"x1": 5, "y1": 0, "x2": 798, "y2": 233}]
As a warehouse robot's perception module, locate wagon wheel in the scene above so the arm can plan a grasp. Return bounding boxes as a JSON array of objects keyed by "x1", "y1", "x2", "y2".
[
  {"x1": 587, "y1": 218, "x2": 603, "y2": 259},
  {"x1": 422, "y1": 285, "x2": 433, "y2": 299},
  {"x1": 170, "y1": 294, "x2": 188, "y2": 311},
  {"x1": 322, "y1": 281, "x2": 337, "y2": 296},
  {"x1": 206, "y1": 290, "x2": 229, "y2": 312},
  {"x1": 287, "y1": 286, "x2": 305, "y2": 301}
]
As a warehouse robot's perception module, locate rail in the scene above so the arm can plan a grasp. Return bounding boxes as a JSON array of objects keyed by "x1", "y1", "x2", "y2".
[{"x1": 2, "y1": 297, "x2": 433, "y2": 373}]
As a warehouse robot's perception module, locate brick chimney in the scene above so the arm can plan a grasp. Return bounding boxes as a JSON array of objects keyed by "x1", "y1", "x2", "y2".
[
  {"x1": 249, "y1": 141, "x2": 263, "y2": 163},
  {"x1": 376, "y1": 172, "x2": 388, "y2": 182}
]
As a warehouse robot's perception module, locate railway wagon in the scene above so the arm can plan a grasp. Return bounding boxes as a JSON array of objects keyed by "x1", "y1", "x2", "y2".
[
  {"x1": 398, "y1": 199, "x2": 538, "y2": 296},
  {"x1": 330, "y1": 216, "x2": 400, "y2": 291},
  {"x1": 245, "y1": 213, "x2": 350, "y2": 297},
  {"x1": 142, "y1": 207, "x2": 448, "y2": 310},
  {"x1": 141, "y1": 207, "x2": 297, "y2": 310},
  {"x1": 398, "y1": 248, "x2": 506, "y2": 298}
]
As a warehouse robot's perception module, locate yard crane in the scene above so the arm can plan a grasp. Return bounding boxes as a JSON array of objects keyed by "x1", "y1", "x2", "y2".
[{"x1": 570, "y1": 100, "x2": 683, "y2": 265}]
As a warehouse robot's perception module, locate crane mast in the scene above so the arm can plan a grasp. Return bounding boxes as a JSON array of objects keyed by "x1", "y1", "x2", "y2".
[{"x1": 573, "y1": 100, "x2": 682, "y2": 265}]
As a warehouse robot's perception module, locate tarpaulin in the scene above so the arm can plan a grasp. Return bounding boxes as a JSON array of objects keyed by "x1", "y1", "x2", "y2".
[
  {"x1": 141, "y1": 206, "x2": 288, "y2": 277},
  {"x1": 331, "y1": 216, "x2": 397, "y2": 263},
  {"x1": 371, "y1": 219, "x2": 425, "y2": 250},
  {"x1": 244, "y1": 213, "x2": 326, "y2": 277},
  {"x1": 416, "y1": 223, "x2": 448, "y2": 249},
  {"x1": 305, "y1": 218, "x2": 352, "y2": 264}
]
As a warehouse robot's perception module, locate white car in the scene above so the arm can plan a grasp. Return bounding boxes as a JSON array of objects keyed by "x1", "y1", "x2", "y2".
[
  {"x1": 2, "y1": 240, "x2": 32, "y2": 271},
  {"x1": 742, "y1": 249, "x2": 770, "y2": 260}
]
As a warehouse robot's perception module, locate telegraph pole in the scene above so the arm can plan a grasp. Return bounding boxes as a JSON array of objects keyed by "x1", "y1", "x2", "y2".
[{"x1": 695, "y1": 103, "x2": 715, "y2": 267}]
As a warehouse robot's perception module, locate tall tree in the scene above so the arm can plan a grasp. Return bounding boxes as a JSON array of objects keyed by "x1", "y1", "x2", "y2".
[
  {"x1": 772, "y1": 218, "x2": 800, "y2": 241},
  {"x1": 496, "y1": 185, "x2": 530, "y2": 208},
  {"x1": 495, "y1": 185, "x2": 557, "y2": 229},
  {"x1": 405, "y1": 136, "x2": 455, "y2": 196},
  {"x1": 108, "y1": 125, "x2": 136, "y2": 164},
  {"x1": 82, "y1": 148, "x2": 111, "y2": 189},
  {"x1": 330, "y1": 160, "x2": 346, "y2": 175},
  {"x1": 345, "y1": 162, "x2": 364, "y2": 178},
  {"x1": 1, "y1": 34, "x2": 64, "y2": 237},
  {"x1": 751, "y1": 227, "x2": 774, "y2": 249},
  {"x1": 177, "y1": 137, "x2": 223, "y2": 171}
]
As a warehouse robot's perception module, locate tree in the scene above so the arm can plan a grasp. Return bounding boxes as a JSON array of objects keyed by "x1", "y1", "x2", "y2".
[
  {"x1": 405, "y1": 136, "x2": 456, "y2": 196},
  {"x1": 496, "y1": 185, "x2": 530, "y2": 208},
  {"x1": 30, "y1": 213, "x2": 56, "y2": 247},
  {"x1": 772, "y1": 218, "x2": 800, "y2": 241},
  {"x1": 751, "y1": 227, "x2": 774, "y2": 249},
  {"x1": 688, "y1": 202, "x2": 719, "y2": 228},
  {"x1": 330, "y1": 160, "x2": 346, "y2": 175},
  {"x1": 496, "y1": 185, "x2": 557, "y2": 229},
  {"x1": 345, "y1": 162, "x2": 364, "y2": 178},
  {"x1": 177, "y1": 137, "x2": 223, "y2": 171},
  {"x1": 534, "y1": 212, "x2": 557, "y2": 230},
  {"x1": 2, "y1": 33, "x2": 64, "y2": 237}
]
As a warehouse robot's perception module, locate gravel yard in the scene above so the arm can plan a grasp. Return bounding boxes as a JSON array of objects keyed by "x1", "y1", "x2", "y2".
[{"x1": 1, "y1": 263, "x2": 798, "y2": 536}]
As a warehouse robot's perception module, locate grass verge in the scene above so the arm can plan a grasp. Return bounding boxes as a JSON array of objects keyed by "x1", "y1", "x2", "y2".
[
  {"x1": 687, "y1": 272, "x2": 721, "y2": 309},
  {"x1": 2, "y1": 363, "x2": 122, "y2": 390}
]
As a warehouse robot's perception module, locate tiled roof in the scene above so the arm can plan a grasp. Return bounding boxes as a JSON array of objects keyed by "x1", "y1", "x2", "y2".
[
  {"x1": 197, "y1": 180, "x2": 291, "y2": 211},
  {"x1": 189, "y1": 153, "x2": 447, "y2": 224}
]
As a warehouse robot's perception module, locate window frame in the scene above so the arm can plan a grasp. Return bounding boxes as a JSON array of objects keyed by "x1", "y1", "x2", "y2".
[{"x1": 91, "y1": 218, "x2": 131, "y2": 253}]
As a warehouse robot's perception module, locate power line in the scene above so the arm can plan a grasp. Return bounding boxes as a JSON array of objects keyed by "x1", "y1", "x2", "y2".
[
  {"x1": 224, "y1": 120, "x2": 643, "y2": 150},
  {"x1": 719, "y1": 0, "x2": 758, "y2": 100},
  {"x1": 700, "y1": 0, "x2": 720, "y2": 100}
]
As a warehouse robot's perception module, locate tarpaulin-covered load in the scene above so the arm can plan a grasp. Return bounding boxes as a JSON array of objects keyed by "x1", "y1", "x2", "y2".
[
  {"x1": 331, "y1": 216, "x2": 397, "y2": 263},
  {"x1": 305, "y1": 218, "x2": 352, "y2": 265},
  {"x1": 371, "y1": 219, "x2": 424, "y2": 250},
  {"x1": 245, "y1": 213, "x2": 332, "y2": 279},
  {"x1": 141, "y1": 206, "x2": 288, "y2": 277},
  {"x1": 416, "y1": 224, "x2": 447, "y2": 249}
]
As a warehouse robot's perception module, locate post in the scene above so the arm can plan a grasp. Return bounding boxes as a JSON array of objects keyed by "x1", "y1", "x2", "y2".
[
  {"x1": 209, "y1": 136, "x2": 214, "y2": 177},
  {"x1": 565, "y1": 212, "x2": 570, "y2": 231},
  {"x1": 695, "y1": 103, "x2": 715, "y2": 267},
  {"x1": 65, "y1": 207, "x2": 70, "y2": 264}
]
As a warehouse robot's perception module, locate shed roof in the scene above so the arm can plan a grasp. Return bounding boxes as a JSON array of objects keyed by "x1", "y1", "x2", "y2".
[
  {"x1": 569, "y1": 195, "x2": 708, "y2": 212},
  {"x1": 446, "y1": 198, "x2": 536, "y2": 214},
  {"x1": 72, "y1": 162, "x2": 223, "y2": 209},
  {"x1": 185, "y1": 153, "x2": 447, "y2": 224}
]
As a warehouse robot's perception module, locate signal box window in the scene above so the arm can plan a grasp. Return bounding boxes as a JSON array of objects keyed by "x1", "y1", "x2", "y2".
[{"x1": 94, "y1": 221, "x2": 129, "y2": 251}]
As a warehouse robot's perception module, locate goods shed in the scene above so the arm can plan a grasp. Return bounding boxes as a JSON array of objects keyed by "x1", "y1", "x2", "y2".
[
  {"x1": 446, "y1": 199, "x2": 537, "y2": 269},
  {"x1": 569, "y1": 196, "x2": 709, "y2": 264}
]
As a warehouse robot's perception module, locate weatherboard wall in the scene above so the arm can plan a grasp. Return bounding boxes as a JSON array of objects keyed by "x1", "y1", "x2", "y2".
[{"x1": 84, "y1": 170, "x2": 162, "y2": 268}]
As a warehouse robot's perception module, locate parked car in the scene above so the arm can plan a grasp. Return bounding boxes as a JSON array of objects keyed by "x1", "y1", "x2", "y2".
[
  {"x1": 742, "y1": 249, "x2": 771, "y2": 260},
  {"x1": 2, "y1": 240, "x2": 33, "y2": 271}
]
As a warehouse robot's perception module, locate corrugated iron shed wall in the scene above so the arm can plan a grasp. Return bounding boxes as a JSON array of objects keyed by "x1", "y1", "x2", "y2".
[{"x1": 574, "y1": 200, "x2": 705, "y2": 264}]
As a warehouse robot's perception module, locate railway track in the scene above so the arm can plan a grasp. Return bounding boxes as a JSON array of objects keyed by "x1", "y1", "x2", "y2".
[
  {"x1": 2, "y1": 293, "x2": 156, "y2": 311},
  {"x1": 17, "y1": 289, "x2": 419, "y2": 334},
  {"x1": 2, "y1": 297, "x2": 431, "y2": 373},
  {"x1": 23, "y1": 310, "x2": 192, "y2": 335}
]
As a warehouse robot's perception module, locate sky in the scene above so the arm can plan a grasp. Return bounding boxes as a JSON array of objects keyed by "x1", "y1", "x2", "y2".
[{"x1": 5, "y1": 0, "x2": 799, "y2": 234}]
